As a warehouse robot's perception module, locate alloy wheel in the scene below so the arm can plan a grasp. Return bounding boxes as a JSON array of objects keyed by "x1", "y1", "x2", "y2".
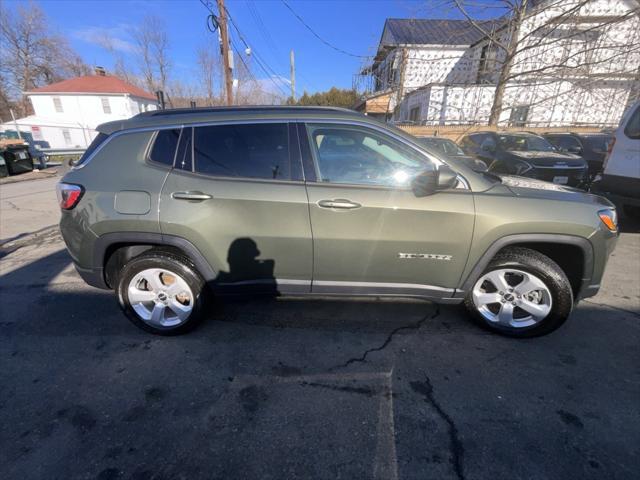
[
  {"x1": 127, "y1": 268, "x2": 194, "y2": 327},
  {"x1": 472, "y1": 268, "x2": 552, "y2": 328}
]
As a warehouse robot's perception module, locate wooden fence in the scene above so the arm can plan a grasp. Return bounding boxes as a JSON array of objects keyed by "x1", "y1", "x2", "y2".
[{"x1": 397, "y1": 124, "x2": 608, "y2": 141}]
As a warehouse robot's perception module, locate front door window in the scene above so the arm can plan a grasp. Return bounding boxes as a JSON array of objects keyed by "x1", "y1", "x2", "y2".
[{"x1": 306, "y1": 124, "x2": 431, "y2": 187}]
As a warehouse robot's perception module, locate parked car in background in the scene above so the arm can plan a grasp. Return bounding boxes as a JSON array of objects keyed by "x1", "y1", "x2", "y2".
[
  {"x1": 543, "y1": 132, "x2": 614, "y2": 180},
  {"x1": 591, "y1": 100, "x2": 640, "y2": 217},
  {"x1": 459, "y1": 132, "x2": 589, "y2": 187},
  {"x1": 415, "y1": 136, "x2": 487, "y2": 171},
  {"x1": 57, "y1": 106, "x2": 618, "y2": 338},
  {"x1": 0, "y1": 140, "x2": 34, "y2": 177}
]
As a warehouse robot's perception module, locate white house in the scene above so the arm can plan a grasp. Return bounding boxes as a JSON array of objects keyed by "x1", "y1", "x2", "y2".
[
  {"x1": 0, "y1": 69, "x2": 157, "y2": 149},
  {"x1": 356, "y1": 0, "x2": 640, "y2": 127}
]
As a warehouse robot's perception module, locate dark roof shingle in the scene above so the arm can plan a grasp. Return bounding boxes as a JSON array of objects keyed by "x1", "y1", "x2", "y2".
[{"x1": 382, "y1": 18, "x2": 502, "y2": 46}]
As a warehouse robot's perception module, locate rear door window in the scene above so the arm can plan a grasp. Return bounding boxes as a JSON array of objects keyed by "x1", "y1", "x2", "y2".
[
  {"x1": 193, "y1": 123, "x2": 290, "y2": 180},
  {"x1": 148, "y1": 129, "x2": 181, "y2": 166}
]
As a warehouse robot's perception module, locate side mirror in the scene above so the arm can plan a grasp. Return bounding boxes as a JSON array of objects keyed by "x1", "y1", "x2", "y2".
[{"x1": 411, "y1": 165, "x2": 458, "y2": 197}]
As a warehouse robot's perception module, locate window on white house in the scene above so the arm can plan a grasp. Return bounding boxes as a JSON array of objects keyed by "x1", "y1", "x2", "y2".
[
  {"x1": 509, "y1": 106, "x2": 530, "y2": 127},
  {"x1": 477, "y1": 45, "x2": 498, "y2": 84},
  {"x1": 53, "y1": 97, "x2": 63, "y2": 113},
  {"x1": 409, "y1": 106, "x2": 421, "y2": 123},
  {"x1": 62, "y1": 129, "x2": 72, "y2": 145},
  {"x1": 101, "y1": 97, "x2": 112, "y2": 114}
]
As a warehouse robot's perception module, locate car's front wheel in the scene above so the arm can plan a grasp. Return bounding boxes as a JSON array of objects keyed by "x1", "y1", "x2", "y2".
[
  {"x1": 464, "y1": 247, "x2": 573, "y2": 337},
  {"x1": 116, "y1": 251, "x2": 207, "y2": 335}
]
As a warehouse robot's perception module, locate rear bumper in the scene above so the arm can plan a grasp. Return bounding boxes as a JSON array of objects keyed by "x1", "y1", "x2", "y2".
[{"x1": 74, "y1": 263, "x2": 109, "y2": 290}]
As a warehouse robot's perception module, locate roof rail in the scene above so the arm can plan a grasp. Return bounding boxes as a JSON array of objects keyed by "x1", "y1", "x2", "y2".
[{"x1": 135, "y1": 105, "x2": 361, "y2": 118}]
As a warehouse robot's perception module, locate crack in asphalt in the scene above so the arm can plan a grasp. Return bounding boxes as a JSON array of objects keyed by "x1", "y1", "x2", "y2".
[
  {"x1": 3, "y1": 200, "x2": 47, "y2": 214},
  {"x1": 411, "y1": 375, "x2": 465, "y2": 480},
  {"x1": 330, "y1": 305, "x2": 440, "y2": 371}
]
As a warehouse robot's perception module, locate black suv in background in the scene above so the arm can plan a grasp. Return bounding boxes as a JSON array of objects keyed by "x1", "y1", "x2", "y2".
[
  {"x1": 543, "y1": 132, "x2": 614, "y2": 180},
  {"x1": 459, "y1": 132, "x2": 589, "y2": 187},
  {"x1": 415, "y1": 136, "x2": 488, "y2": 171}
]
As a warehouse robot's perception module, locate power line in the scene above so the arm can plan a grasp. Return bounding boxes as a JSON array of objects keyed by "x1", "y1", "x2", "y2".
[
  {"x1": 199, "y1": 0, "x2": 290, "y2": 98},
  {"x1": 222, "y1": 4, "x2": 292, "y2": 96},
  {"x1": 247, "y1": 0, "x2": 284, "y2": 64},
  {"x1": 248, "y1": 0, "x2": 320, "y2": 94},
  {"x1": 279, "y1": 0, "x2": 372, "y2": 59}
]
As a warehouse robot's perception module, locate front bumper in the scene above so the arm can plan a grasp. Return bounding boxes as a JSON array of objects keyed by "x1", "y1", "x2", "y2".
[
  {"x1": 527, "y1": 167, "x2": 588, "y2": 187},
  {"x1": 578, "y1": 228, "x2": 619, "y2": 300}
]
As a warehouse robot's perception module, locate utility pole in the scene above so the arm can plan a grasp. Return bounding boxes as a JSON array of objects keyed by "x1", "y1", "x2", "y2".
[
  {"x1": 290, "y1": 49, "x2": 296, "y2": 102},
  {"x1": 217, "y1": 0, "x2": 233, "y2": 105}
]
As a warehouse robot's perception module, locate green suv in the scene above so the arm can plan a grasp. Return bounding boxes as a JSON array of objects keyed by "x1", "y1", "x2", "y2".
[{"x1": 57, "y1": 107, "x2": 618, "y2": 337}]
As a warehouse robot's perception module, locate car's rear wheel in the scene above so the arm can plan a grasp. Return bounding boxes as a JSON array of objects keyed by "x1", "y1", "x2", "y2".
[
  {"x1": 116, "y1": 251, "x2": 207, "y2": 335},
  {"x1": 464, "y1": 247, "x2": 573, "y2": 337}
]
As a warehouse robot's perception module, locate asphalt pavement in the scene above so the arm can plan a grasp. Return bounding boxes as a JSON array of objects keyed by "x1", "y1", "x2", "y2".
[
  {"x1": 0, "y1": 176, "x2": 60, "y2": 243},
  {"x1": 0, "y1": 177, "x2": 639, "y2": 480}
]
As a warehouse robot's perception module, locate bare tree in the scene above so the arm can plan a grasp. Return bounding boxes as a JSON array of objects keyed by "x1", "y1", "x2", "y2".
[
  {"x1": 196, "y1": 44, "x2": 221, "y2": 106},
  {"x1": 132, "y1": 15, "x2": 171, "y2": 94},
  {"x1": 0, "y1": 1, "x2": 90, "y2": 115},
  {"x1": 166, "y1": 80, "x2": 199, "y2": 108},
  {"x1": 453, "y1": 0, "x2": 640, "y2": 125}
]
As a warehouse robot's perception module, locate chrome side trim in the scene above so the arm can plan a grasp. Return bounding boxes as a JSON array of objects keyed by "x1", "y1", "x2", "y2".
[
  {"x1": 213, "y1": 278, "x2": 311, "y2": 295},
  {"x1": 216, "y1": 279, "x2": 311, "y2": 287},
  {"x1": 312, "y1": 280, "x2": 455, "y2": 299}
]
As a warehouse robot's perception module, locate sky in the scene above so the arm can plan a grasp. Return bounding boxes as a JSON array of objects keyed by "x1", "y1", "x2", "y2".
[{"x1": 6, "y1": 0, "x2": 502, "y2": 96}]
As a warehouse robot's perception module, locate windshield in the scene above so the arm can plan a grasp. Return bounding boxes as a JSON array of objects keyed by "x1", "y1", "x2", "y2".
[
  {"x1": 584, "y1": 135, "x2": 614, "y2": 152},
  {"x1": 418, "y1": 138, "x2": 466, "y2": 156},
  {"x1": 498, "y1": 134, "x2": 556, "y2": 152}
]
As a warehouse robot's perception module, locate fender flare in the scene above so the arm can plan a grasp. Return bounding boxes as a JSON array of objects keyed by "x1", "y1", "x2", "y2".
[
  {"x1": 93, "y1": 232, "x2": 218, "y2": 283},
  {"x1": 457, "y1": 233, "x2": 594, "y2": 297}
]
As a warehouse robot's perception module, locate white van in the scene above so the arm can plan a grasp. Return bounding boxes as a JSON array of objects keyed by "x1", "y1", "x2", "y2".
[{"x1": 593, "y1": 100, "x2": 640, "y2": 214}]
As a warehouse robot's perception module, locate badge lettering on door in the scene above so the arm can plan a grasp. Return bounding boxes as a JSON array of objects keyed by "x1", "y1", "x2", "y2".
[{"x1": 398, "y1": 253, "x2": 452, "y2": 261}]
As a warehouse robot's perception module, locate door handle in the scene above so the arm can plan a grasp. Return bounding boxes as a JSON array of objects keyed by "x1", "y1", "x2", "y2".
[
  {"x1": 172, "y1": 191, "x2": 213, "y2": 201},
  {"x1": 318, "y1": 199, "x2": 361, "y2": 209}
]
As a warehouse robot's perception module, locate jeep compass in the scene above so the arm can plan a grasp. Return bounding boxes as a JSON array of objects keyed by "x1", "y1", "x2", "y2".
[{"x1": 57, "y1": 107, "x2": 618, "y2": 337}]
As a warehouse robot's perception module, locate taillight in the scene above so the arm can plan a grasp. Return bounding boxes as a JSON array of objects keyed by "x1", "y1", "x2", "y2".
[
  {"x1": 602, "y1": 137, "x2": 616, "y2": 170},
  {"x1": 56, "y1": 183, "x2": 84, "y2": 210}
]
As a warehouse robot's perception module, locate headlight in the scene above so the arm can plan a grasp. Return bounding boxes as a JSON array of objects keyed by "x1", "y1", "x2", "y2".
[
  {"x1": 513, "y1": 161, "x2": 533, "y2": 175},
  {"x1": 598, "y1": 208, "x2": 618, "y2": 232}
]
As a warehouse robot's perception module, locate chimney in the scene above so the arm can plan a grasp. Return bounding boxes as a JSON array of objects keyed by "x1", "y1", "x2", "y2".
[{"x1": 95, "y1": 66, "x2": 106, "y2": 76}]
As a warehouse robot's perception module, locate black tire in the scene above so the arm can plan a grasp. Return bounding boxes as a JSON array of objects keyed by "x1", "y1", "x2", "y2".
[
  {"x1": 116, "y1": 250, "x2": 207, "y2": 335},
  {"x1": 464, "y1": 247, "x2": 574, "y2": 338}
]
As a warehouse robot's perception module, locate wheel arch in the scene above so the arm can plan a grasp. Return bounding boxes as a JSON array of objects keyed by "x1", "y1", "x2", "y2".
[
  {"x1": 459, "y1": 234, "x2": 593, "y2": 299},
  {"x1": 94, "y1": 232, "x2": 217, "y2": 289}
]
